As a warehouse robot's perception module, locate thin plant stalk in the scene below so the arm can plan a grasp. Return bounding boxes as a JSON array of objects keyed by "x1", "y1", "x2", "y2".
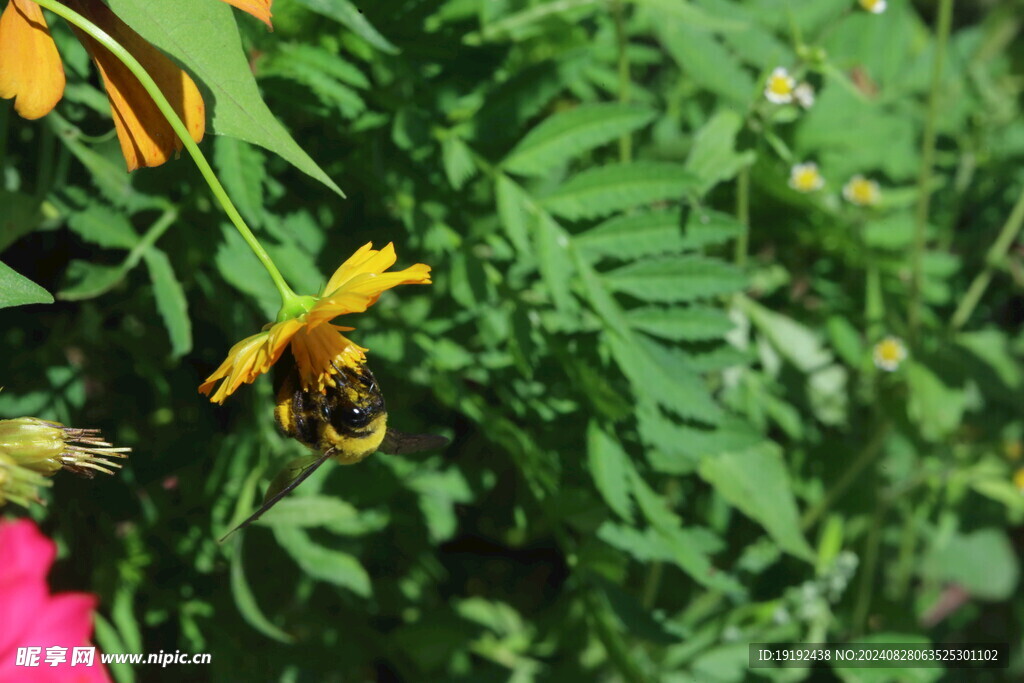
[
  {"x1": 908, "y1": 0, "x2": 955, "y2": 337},
  {"x1": 32, "y1": 0, "x2": 299, "y2": 308},
  {"x1": 950, "y1": 185, "x2": 1024, "y2": 330}
]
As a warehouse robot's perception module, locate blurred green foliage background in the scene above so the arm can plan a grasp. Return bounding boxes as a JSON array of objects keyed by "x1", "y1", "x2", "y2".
[{"x1": 2, "y1": 0, "x2": 1024, "y2": 680}]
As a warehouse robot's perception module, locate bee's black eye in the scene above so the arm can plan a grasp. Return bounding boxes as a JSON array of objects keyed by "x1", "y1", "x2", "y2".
[
  {"x1": 320, "y1": 404, "x2": 331, "y2": 420},
  {"x1": 351, "y1": 407, "x2": 363, "y2": 417}
]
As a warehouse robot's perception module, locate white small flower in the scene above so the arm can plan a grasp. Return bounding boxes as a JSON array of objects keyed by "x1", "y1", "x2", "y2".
[
  {"x1": 842, "y1": 175, "x2": 881, "y2": 206},
  {"x1": 794, "y1": 82, "x2": 815, "y2": 109},
  {"x1": 789, "y1": 162, "x2": 825, "y2": 192},
  {"x1": 764, "y1": 67, "x2": 796, "y2": 104},
  {"x1": 873, "y1": 336, "x2": 907, "y2": 372},
  {"x1": 859, "y1": 0, "x2": 887, "y2": 14}
]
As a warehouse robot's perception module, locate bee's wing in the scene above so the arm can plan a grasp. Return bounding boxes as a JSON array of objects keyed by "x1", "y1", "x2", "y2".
[
  {"x1": 379, "y1": 429, "x2": 450, "y2": 455},
  {"x1": 219, "y1": 450, "x2": 334, "y2": 542}
]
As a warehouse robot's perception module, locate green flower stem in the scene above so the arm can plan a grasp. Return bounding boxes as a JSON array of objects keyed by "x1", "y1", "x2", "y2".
[
  {"x1": 950, "y1": 184, "x2": 1024, "y2": 330},
  {"x1": 34, "y1": 0, "x2": 299, "y2": 308},
  {"x1": 908, "y1": 0, "x2": 955, "y2": 338},
  {"x1": 734, "y1": 166, "x2": 750, "y2": 267}
]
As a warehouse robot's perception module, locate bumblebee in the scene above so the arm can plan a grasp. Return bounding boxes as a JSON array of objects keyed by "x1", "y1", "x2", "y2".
[{"x1": 223, "y1": 357, "x2": 448, "y2": 539}]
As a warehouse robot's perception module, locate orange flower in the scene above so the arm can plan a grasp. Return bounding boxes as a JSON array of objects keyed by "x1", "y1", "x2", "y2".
[
  {"x1": 0, "y1": 0, "x2": 205, "y2": 170},
  {"x1": 221, "y1": 0, "x2": 273, "y2": 29},
  {"x1": 199, "y1": 243, "x2": 432, "y2": 404}
]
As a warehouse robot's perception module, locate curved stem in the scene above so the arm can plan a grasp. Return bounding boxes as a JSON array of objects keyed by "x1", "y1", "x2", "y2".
[{"x1": 34, "y1": 0, "x2": 298, "y2": 306}]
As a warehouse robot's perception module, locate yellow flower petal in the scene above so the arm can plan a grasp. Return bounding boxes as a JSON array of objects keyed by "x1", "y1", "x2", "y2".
[
  {"x1": 0, "y1": 0, "x2": 65, "y2": 119},
  {"x1": 68, "y1": 0, "x2": 205, "y2": 171},
  {"x1": 220, "y1": 0, "x2": 273, "y2": 29},
  {"x1": 322, "y1": 242, "x2": 398, "y2": 296}
]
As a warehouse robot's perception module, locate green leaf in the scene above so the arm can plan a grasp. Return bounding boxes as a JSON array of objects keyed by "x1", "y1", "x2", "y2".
[
  {"x1": 533, "y1": 212, "x2": 577, "y2": 315},
  {"x1": 58, "y1": 261, "x2": 126, "y2": 301},
  {"x1": 503, "y1": 103, "x2": 656, "y2": 176},
  {"x1": 629, "y1": 0, "x2": 748, "y2": 31},
  {"x1": 684, "y1": 109, "x2": 755, "y2": 195},
  {"x1": 656, "y1": 23, "x2": 754, "y2": 107},
  {"x1": 214, "y1": 137, "x2": 266, "y2": 228},
  {"x1": 587, "y1": 423, "x2": 635, "y2": 521},
  {"x1": 230, "y1": 541, "x2": 294, "y2": 643},
  {"x1": 106, "y1": 0, "x2": 343, "y2": 195},
  {"x1": 575, "y1": 210, "x2": 687, "y2": 262},
  {"x1": 604, "y1": 256, "x2": 745, "y2": 303},
  {"x1": 495, "y1": 174, "x2": 533, "y2": 255},
  {"x1": 215, "y1": 225, "x2": 280, "y2": 318},
  {"x1": 923, "y1": 529, "x2": 1019, "y2": 601},
  {"x1": 626, "y1": 305, "x2": 734, "y2": 342},
  {"x1": 699, "y1": 441, "x2": 814, "y2": 561},
  {"x1": 258, "y1": 496, "x2": 388, "y2": 536},
  {"x1": 906, "y1": 361, "x2": 967, "y2": 441},
  {"x1": 66, "y1": 202, "x2": 139, "y2": 249},
  {"x1": 143, "y1": 249, "x2": 192, "y2": 357},
  {"x1": 542, "y1": 162, "x2": 699, "y2": 220},
  {"x1": 739, "y1": 296, "x2": 832, "y2": 373},
  {"x1": 441, "y1": 135, "x2": 478, "y2": 190},
  {"x1": 293, "y1": 0, "x2": 400, "y2": 54},
  {"x1": 272, "y1": 526, "x2": 372, "y2": 597},
  {"x1": 0, "y1": 261, "x2": 53, "y2": 309}
]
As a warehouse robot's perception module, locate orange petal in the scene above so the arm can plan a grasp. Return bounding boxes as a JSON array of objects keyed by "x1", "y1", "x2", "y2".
[
  {"x1": 67, "y1": 0, "x2": 205, "y2": 171},
  {"x1": 219, "y1": 0, "x2": 273, "y2": 29},
  {"x1": 198, "y1": 319, "x2": 302, "y2": 403},
  {"x1": 290, "y1": 324, "x2": 366, "y2": 394},
  {"x1": 0, "y1": 0, "x2": 65, "y2": 119}
]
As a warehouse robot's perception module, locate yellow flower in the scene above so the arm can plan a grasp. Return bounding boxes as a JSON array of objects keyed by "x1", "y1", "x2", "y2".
[
  {"x1": 764, "y1": 67, "x2": 796, "y2": 104},
  {"x1": 859, "y1": 0, "x2": 887, "y2": 14},
  {"x1": 1014, "y1": 468, "x2": 1024, "y2": 494},
  {"x1": 843, "y1": 175, "x2": 881, "y2": 206},
  {"x1": 0, "y1": 0, "x2": 208, "y2": 170},
  {"x1": 789, "y1": 162, "x2": 825, "y2": 193},
  {"x1": 0, "y1": 417, "x2": 130, "y2": 508},
  {"x1": 199, "y1": 242, "x2": 431, "y2": 404},
  {"x1": 872, "y1": 336, "x2": 906, "y2": 372}
]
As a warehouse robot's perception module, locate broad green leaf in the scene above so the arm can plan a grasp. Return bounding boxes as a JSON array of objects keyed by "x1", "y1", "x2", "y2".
[
  {"x1": 269, "y1": 44, "x2": 370, "y2": 89},
  {"x1": 214, "y1": 137, "x2": 266, "y2": 229},
  {"x1": 575, "y1": 210, "x2": 687, "y2": 262},
  {"x1": 215, "y1": 225, "x2": 280, "y2": 319},
  {"x1": 626, "y1": 305, "x2": 734, "y2": 341},
  {"x1": 924, "y1": 530, "x2": 1019, "y2": 601},
  {"x1": 503, "y1": 103, "x2": 656, "y2": 176},
  {"x1": 587, "y1": 423, "x2": 635, "y2": 521},
  {"x1": 66, "y1": 201, "x2": 139, "y2": 250},
  {"x1": 684, "y1": 109, "x2": 755, "y2": 194},
  {"x1": 272, "y1": 526, "x2": 372, "y2": 597},
  {"x1": 293, "y1": 0, "x2": 400, "y2": 54},
  {"x1": 699, "y1": 441, "x2": 814, "y2": 561},
  {"x1": 906, "y1": 361, "x2": 967, "y2": 442},
  {"x1": 143, "y1": 249, "x2": 192, "y2": 357},
  {"x1": 0, "y1": 261, "x2": 53, "y2": 309},
  {"x1": 543, "y1": 162, "x2": 699, "y2": 220},
  {"x1": 106, "y1": 0, "x2": 343, "y2": 195},
  {"x1": 604, "y1": 256, "x2": 745, "y2": 303}
]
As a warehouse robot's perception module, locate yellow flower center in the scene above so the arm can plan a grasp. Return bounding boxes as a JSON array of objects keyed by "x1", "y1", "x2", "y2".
[
  {"x1": 859, "y1": 0, "x2": 886, "y2": 13},
  {"x1": 875, "y1": 339, "x2": 903, "y2": 363},
  {"x1": 768, "y1": 74, "x2": 793, "y2": 96},
  {"x1": 791, "y1": 166, "x2": 823, "y2": 192}
]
